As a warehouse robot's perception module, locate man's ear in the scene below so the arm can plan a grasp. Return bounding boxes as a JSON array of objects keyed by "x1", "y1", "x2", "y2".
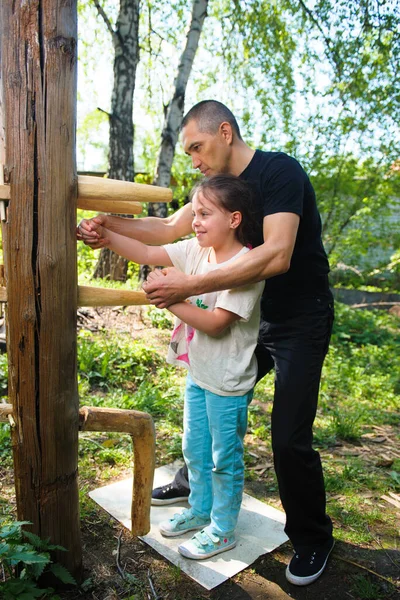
[
  {"x1": 219, "y1": 121, "x2": 233, "y2": 144},
  {"x1": 230, "y1": 211, "x2": 242, "y2": 229}
]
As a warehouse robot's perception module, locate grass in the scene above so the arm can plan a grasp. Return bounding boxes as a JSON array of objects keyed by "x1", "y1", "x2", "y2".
[{"x1": 351, "y1": 574, "x2": 384, "y2": 599}]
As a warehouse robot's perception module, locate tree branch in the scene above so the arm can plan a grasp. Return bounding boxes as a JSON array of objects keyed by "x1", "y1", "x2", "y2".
[
  {"x1": 297, "y1": 0, "x2": 339, "y2": 73},
  {"x1": 92, "y1": 0, "x2": 116, "y2": 41}
]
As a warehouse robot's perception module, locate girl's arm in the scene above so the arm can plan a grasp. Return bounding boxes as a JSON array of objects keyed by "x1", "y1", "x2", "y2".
[
  {"x1": 168, "y1": 302, "x2": 240, "y2": 337},
  {"x1": 78, "y1": 203, "x2": 193, "y2": 249},
  {"x1": 104, "y1": 228, "x2": 173, "y2": 267}
]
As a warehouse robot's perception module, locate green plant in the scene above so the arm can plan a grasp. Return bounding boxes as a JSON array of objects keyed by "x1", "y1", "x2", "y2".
[
  {"x1": 0, "y1": 353, "x2": 7, "y2": 392},
  {"x1": 331, "y1": 408, "x2": 364, "y2": 442},
  {"x1": 0, "y1": 424, "x2": 12, "y2": 465},
  {"x1": 0, "y1": 520, "x2": 76, "y2": 599},
  {"x1": 351, "y1": 574, "x2": 383, "y2": 599},
  {"x1": 146, "y1": 306, "x2": 174, "y2": 330},
  {"x1": 77, "y1": 332, "x2": 164, "y2": 391},
  {"x1": 253, "y1": 424, "x2": 270, "y2": 441}
]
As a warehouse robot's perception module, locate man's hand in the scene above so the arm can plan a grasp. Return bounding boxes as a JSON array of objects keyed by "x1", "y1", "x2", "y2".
[
  {"x1": 76, "y1": 215, "x2": 110, "y2": 249},
  {"x1": 143, "y1": 267, "x2": 193, "y2": 308}
]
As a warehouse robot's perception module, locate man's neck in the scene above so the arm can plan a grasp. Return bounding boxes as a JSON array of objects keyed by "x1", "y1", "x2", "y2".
[{"x1": 229, "y1": 141, "x2": 255, "y2": 176}]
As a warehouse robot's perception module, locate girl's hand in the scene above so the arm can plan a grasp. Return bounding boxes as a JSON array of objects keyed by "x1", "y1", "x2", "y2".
[{"x1": 77, "y1": 215, "x2": 110, "y2": 248}]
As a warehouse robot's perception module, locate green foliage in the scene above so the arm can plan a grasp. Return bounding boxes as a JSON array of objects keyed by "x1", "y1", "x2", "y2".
[
  {"x1": 330, "y1": 408, "x2": 364, "y2": 442},
  {"x1": 351, "y1": 574, "x2": 383, "y2": 600},
  {"x1": 77, "y1": 209, "x2": 101, "y2": 280},
  {"x1": 0, "y1": 520, "x2": 76, "y2": 599},
  {"x1": 146, "y1": 306, "x2": 174, "y2": 330},
  {"x1": 77, "y1": 331, "x2": 164, "y2": 391},
  {"x1": 321, "y1": 303, "x2": 400, "y2": 418},
  {"x1": 310, "y1": 155, "x2": 400, "y2": 284},
  {"x1": 0, "y1": 352, "x2": 7, "y2": 392}
]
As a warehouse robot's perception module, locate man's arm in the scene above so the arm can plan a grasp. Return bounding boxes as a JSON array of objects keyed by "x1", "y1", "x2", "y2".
[
  {"x1": 77, "y1": 202, "x2": 193, "y2": 248},
  {"x1": 143, "y1": 212, "x2": 299, "y2": 307}
]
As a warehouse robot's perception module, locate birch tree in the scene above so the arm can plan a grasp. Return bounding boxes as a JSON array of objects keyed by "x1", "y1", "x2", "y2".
[
  {"x1": 92, "y1": 0, "x2": 140, "y2": 281},
  {"x1": 140, "y1": 0, "x2": 208, "y2": 280},
  {"x1": 151, "y1": 0, "x2": 208, "y2": 203}
]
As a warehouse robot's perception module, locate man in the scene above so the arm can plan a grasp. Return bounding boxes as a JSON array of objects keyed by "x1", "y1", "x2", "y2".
[{"x1": 78, "y1": 100, "x2": 335, "y2": 586}]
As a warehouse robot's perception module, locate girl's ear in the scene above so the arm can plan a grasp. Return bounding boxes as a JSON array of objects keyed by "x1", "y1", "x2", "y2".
[{"x1": 230, "y1": 211, "x2": 242, "y2": 230}]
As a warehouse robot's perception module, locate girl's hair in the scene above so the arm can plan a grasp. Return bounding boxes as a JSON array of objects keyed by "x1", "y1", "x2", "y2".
[{"x1": 189, "y1": 174, "x2": 262, "y2": 247}]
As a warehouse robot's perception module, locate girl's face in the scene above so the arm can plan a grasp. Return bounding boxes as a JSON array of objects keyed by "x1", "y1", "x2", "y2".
[{"x1": 191, "y1": 190, "x2": 241, "y2": 250}]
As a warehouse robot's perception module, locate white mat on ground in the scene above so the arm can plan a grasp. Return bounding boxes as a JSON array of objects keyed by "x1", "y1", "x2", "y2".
[{"x1": 89, "y1": 461, "x2": 288, "y2": 590}]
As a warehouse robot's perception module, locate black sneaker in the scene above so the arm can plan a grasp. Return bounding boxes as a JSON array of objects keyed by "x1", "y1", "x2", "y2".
[
  {"x1": 151, "y1": 482, "x2": 190, "y2": 506},
  {"x1": 286, "y1": 539, "x2": 335, "y2": 586}
]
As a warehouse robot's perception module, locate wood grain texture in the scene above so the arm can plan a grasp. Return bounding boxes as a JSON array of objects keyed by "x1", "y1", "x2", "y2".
[
  {"x1": 1, "y1": 0, "x2": 81, "y2": 578},
  {"x1": 78, "y1": 286, "x2": 149, "y2": 307},
  {"x1": 78, "y1": 175, "x2": 172, "y2": 203}
]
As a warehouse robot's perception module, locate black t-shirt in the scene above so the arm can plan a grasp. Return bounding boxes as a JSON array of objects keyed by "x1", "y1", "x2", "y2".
[{"x1": 240, "y1": 150, "x2": 331, "y2": 311}]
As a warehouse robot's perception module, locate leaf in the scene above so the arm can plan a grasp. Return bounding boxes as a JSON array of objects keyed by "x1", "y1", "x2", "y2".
[
  {"x1": 0, "y1": 578, "x2": 48, "y2": 598},
  {"x1": 80, "y1": 577, "x2": 94, "y2": 592},
  {"x1": 124, "y1": 572, "x2": 139, "y2": 584},
  {"x1": 0, "y1": 541, "x2": 10, "y2": 556},
  {"x1": 102, "y1": 438, "x2": 117, "y2": 448},
  {"x1": 30, "y1": 559, "x2": 47, "y2": 580},
  {"x1": 389, "y1": 471, "x2": 400, "y2": 485},
  {"x1": 49, "y1": 562, "x2": 77, "y2": 585},
  {"x1": 0, "y1": 522, "x2": 31, "y2": 540},
  {"x1": 9, "y1": 550, "x2": 49, "y2": 565},
  {"x1": 22, "y1": 530, "x2": 47, "y2": 549},
  {"x1": 46, "y1": 544, "x2": 67, "y2": 552}
]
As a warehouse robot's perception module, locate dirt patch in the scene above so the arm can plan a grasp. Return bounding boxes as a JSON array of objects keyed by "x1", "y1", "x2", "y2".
[{"x1": 57, "y1": 519, "x2": 400, "y2": 600}]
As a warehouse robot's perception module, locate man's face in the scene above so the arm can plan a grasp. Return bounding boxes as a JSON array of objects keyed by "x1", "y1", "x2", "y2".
[{"x1": 181, "y1": 120, "x2": 232, "y2": 177}]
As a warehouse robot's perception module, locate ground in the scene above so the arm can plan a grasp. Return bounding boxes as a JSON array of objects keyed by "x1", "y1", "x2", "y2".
[
  {"x1": 57, "y1": 512, "x2": 400, "y2": 600},
  {"x1": 1, "y1": 305, "x2": 399, "y2": 600}
]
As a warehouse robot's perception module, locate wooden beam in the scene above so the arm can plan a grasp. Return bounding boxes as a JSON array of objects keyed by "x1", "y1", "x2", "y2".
[
  {"x1": 0, "y1": 403, "x2": 12, "y2": 421},
  {"x1": 77, "y1": 197, "x2": 143, "y2": 215},
  {"x1": 1, "y1": 175, "x2": 173, "y2": 212},
  {"x1": 78, "y1": 286, "x2": 149, "y2": 307},
  {"x1": 0, "y1": 286, "x2": 149, "y2": 306},
  {"x1": 78, "y1": 175, "x2": 172, "y2": 206},
  {"x1": 0, "y1": 183, "x2": 9, "y2": 199}
]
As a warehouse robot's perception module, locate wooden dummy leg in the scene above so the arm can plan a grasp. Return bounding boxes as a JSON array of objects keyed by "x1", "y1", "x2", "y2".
[{"x1": 0, "y1": 403, "x2": 156, "y2": 535}]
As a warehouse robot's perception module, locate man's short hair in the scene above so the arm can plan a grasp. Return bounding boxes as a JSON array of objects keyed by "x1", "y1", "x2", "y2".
[{"x1": 181, "y1": 100, "x2": 242, "y2": 140}]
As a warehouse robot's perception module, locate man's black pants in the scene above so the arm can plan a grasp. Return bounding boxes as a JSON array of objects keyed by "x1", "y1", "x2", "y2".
[{"x1": 173, "y1": 293, "x2": 334, "y2": 552}]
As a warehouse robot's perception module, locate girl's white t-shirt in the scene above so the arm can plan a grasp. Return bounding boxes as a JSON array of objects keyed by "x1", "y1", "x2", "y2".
[{"x1": 163, "y1": 238, "x2": 265, "y2": 396}]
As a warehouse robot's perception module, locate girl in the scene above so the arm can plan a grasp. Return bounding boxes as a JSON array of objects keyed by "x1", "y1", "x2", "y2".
[{"x1": 85, "y1": 175, "x2": 264, "y2": 560}]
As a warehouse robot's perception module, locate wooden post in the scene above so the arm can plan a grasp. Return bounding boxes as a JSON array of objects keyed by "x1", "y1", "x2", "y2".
[{"x1": 1, "y1": 0, "x2": 81, "y2": 579}]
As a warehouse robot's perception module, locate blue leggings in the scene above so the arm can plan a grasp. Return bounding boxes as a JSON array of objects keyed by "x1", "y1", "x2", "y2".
[{"x1": 183, "y1": 374, "x2": 252, "y2": 537}]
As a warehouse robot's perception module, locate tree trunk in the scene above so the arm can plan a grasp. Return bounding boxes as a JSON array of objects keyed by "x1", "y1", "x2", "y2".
[
  {"x1": 140, "y1": 0, "x2": 208, "y2": 281},
  {"x1": 1, "y1": 0, "x2": 81, "y2": 580},
  {"x1": 93, "y1": 0, "x2": 140, "y2": 281}
]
